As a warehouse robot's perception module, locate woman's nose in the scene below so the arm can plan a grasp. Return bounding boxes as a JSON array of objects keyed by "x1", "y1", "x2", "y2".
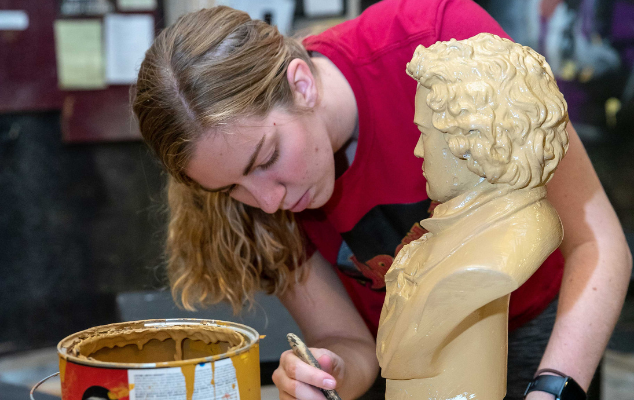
[
  {"x1": 414, "y1": 133, "x2": 425, "y2": 158},
  {"x1": 245, "y1": 177, "x2": 286, "y2": 214}
]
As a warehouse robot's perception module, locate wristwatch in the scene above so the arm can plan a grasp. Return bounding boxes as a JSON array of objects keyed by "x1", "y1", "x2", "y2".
[{"x1": 524, "y1": 369, "x2": 587, "y2": 400}]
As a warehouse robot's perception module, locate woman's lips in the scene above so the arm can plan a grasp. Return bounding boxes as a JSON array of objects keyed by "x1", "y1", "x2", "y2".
[{"x1": 290, "y1": 190, "x2": 311, "y2": 213}]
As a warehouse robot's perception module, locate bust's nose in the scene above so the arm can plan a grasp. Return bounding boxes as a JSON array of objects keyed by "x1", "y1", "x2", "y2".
[{"x1": 414, "y1": 133, "x2": 425, "y2": 158}]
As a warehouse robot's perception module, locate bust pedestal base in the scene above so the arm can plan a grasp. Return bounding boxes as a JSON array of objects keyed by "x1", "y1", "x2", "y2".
[{"x1": 384, "y1": 295, "x2": 510, "y2": 400}]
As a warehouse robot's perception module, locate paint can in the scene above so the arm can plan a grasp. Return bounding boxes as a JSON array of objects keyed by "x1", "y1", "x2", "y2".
[{"x1": 31, "y1": 319, "x2": 260, "y2": 400}]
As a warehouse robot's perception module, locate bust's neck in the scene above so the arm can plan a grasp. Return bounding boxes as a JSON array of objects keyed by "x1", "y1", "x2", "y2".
[{"x1": 423, "y1": 184, "x2": 547, "y2": 234}]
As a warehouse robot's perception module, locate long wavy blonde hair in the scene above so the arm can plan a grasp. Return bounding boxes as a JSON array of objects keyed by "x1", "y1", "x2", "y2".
[{"x1": 133, "y1": 7, "x2": 314, "y2": 312}]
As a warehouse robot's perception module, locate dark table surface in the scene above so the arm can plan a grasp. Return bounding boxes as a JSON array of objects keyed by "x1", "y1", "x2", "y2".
[{"x1": 2, "y1": 382, "x2": 60, "y2": 400}]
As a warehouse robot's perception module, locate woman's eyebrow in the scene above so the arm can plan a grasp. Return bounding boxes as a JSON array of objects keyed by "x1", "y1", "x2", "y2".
[
  {"x1": 199, "y1": 135, "x2": 267, "y2": 192},
  {"x1": 242, "y1": 135, "x2": 266, "y2": 176}
]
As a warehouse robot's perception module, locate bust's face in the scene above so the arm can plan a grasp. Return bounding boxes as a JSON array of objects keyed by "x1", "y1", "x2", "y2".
[{"x1": 413, "y1": 85, "x2": 482, "y2": 203}]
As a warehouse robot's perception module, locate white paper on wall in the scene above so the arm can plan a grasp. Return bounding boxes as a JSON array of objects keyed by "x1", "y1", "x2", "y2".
[
  {"x1": 54, "y1": 19, "x2": 106, "y2": 89},
  {"x1": 60, "y1": 0, "x2": 114, "y2": 16},
  {"x1": 0, "y1": 10, "x2": 28, "y2": 30},
  {"x1": 117, "y1": 0, "x2": 157, "y2": 11},
  {"x1": 104, "y1": 14, "x2": 154, "y2": 84},
  {"x1": 164, "y1": 0, "x2": 217, "y2": 26},
  {"x1": 303, "y1": 0, "x2": 343, "y2": 17}
]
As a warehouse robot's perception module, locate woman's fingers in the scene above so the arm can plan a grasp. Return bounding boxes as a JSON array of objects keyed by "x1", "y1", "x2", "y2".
[
  {"x1": 272, "y1": 349, "x2": 338, "y2": 400},
  {"x1": 283, "y1": 350, "x2": 338, "y2": 388},
  {"x1": 315, "y1": 353, "x2": 334, "y2": 374},
  {"x1": 310, "y1": 348, "x2": 343, "y2": 386},
  {"x1": 274, "y1": 368, "x2": 327, "y2": 400}
]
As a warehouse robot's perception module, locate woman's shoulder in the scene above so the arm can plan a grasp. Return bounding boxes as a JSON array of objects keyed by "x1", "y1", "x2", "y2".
[
  {"x1": 303, "y1": 0, "x2": 508, "y2": 64},
  {"x1": 303, "y1": 0, "x2": 441, "y2": 60}
]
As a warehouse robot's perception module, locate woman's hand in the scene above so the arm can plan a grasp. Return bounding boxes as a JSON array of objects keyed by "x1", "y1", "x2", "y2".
[
  {"x1": 272, "y1": 347, "x2": 343, "y2": 400},
  {"x1": 276, "y1": 251, "x2": 379, "y2": 400}
]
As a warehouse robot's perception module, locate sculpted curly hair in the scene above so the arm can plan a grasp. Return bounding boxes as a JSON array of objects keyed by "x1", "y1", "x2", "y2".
[{"x1": 406, "y1": 33, "x2": 569, "y2": 189}]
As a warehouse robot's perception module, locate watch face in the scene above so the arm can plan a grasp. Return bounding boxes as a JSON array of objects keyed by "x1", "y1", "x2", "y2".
[{"x1": 561, "y1": 377, "x2": 587, "y2": 400}]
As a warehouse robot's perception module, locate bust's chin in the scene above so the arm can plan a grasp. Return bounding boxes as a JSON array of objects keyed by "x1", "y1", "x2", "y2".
[
  {"x1": 425, "y1": 182, "x2": 439, "y2": 202},
  {"x1": 426, "y1": 183, "x2": 453, "y2": 203}
]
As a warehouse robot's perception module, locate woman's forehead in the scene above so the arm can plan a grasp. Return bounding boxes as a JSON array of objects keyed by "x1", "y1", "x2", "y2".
[
  {"x1": 184, "y1": 127, "x2": 263, "y2": 187},
  {"x1": 197, "y1": 124, "x2": 267, "y2": 162},
  {"x1": 192, "y1": 106, "x2": 294, "y2": 161}
]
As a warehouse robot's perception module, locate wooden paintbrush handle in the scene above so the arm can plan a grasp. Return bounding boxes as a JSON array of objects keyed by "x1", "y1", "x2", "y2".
[{"x1": 286, "y1": 333, "x2": 343, "y2": 400}]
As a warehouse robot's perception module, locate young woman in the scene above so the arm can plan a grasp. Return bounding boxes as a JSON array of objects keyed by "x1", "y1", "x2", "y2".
[{"x1": 133, "y1": 0, "x2": 632, "y2": 399}]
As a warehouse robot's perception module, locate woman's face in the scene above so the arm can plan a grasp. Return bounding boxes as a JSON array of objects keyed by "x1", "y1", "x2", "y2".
[
  {"x1": 185, "y1": 107, "x2": 336, "y2": 214},
  {"x1": 413, "y1": 86, "x2": 482, "y2": 203}
]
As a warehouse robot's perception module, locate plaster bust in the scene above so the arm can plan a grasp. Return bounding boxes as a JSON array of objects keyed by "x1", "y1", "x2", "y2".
[{"x1": 376, "y1": 33, "x2": 569, "y2": 400}]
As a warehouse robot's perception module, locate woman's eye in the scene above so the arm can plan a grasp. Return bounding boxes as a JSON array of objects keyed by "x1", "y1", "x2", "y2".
[{"x1": 259, "y1": 148, "x2": 279, "y2": 170}]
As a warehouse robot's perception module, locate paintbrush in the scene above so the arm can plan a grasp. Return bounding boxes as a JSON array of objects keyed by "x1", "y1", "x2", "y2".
[{"x1": 286, "y1": 333, "x2": 343, "y2": 400}]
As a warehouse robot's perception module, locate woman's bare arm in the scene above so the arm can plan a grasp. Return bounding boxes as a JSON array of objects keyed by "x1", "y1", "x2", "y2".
[
  {"x1": 528, "y1": 123, "x2": 633, "y2": 398},
  {"x1": 274, "y1": 250, "x2": 379, "y2": 400}
]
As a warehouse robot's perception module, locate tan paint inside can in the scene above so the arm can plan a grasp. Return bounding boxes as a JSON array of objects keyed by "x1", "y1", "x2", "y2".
[
  {"x1": 58, "y1": 319, "x2": 260, "y2": 400},
  {"x1": 66, "y1": 324, "x2": 243, "y2": 363}
]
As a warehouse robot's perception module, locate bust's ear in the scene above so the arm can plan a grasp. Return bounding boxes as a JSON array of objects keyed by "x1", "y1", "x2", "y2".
[{"x1": 286, "y1": 58, "x2": 318, "y2": 108}]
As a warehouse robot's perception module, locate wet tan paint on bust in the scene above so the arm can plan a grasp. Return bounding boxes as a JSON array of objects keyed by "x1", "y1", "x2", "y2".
[
  {"x1": 412, "y1": 86, "x2": 485, "y2": 203},
  {"x1": 376, "y1": 33, "x2": 569, "y2": 400}
]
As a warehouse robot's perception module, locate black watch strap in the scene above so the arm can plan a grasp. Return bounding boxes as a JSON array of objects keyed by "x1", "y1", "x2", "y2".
[{"x1": 524, "y1": 374, "x2": 587, "y2": 400}]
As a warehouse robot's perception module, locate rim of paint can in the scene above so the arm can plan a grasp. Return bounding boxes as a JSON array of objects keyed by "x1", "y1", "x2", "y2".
[{"x1": 57, "y1": 318, "x2": 260, "y2": 369}]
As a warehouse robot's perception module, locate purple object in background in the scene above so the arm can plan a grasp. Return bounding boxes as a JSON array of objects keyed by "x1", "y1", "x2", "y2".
[
  {"x1": 611, "y1": 1, "x2": 634, "y2": 43},
  {"x1": 623, "y1": 48, "x2": 634, "y2": 71},
  {"x1": 612, "y1": 1, "x2": 634, "y2": 70},
  {"x1": 557, "y1": 80, "x2": 591, "y2": 125},
  {"x1": 581, "y1": 0, "x2": 596, "y2": 38}
]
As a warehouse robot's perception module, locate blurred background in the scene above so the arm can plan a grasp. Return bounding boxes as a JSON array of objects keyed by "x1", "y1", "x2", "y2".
[{"x1": 1, "y1": 0, "x2": 633, "y2": 399}]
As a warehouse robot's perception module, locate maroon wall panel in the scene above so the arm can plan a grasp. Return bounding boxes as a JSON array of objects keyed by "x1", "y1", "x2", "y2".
[
  {"x1": 61, "y1": 86, "x2": 140, "y2": 142},
  {"x1": 0, "y1": 1, "x2": 63, "y2": 112},
  {"x1": 1, "y1": 1, "x2": 162, "y2": 142}
]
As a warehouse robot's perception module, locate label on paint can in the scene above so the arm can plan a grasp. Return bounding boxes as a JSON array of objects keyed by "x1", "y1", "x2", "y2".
[{"x1": 128, "y1": 358, "x2": 240, "y2": 400}]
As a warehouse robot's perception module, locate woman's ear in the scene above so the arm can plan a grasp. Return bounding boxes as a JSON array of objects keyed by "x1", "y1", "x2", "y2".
[{"x1": 286, "y1": 58, "x2": 318, "y2": 108}]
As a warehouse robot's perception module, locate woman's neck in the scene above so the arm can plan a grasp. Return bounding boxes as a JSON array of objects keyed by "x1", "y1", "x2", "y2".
[{"x1": 311, "y1": 54, "x2": 359, "y2": 153}]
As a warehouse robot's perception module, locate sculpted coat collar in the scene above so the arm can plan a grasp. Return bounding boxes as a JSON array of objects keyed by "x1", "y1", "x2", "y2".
[
  {"x1": 378, "y1": 183, "x2": 559, "y2": 387},
  {"x1": 421, "y1": 184, "x2": 548, "y2": 235}
]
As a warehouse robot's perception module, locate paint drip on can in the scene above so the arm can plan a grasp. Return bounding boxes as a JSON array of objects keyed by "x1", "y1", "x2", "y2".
[{"x1": 55, "y1": 319, "x2": 260, "y2": 400}]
